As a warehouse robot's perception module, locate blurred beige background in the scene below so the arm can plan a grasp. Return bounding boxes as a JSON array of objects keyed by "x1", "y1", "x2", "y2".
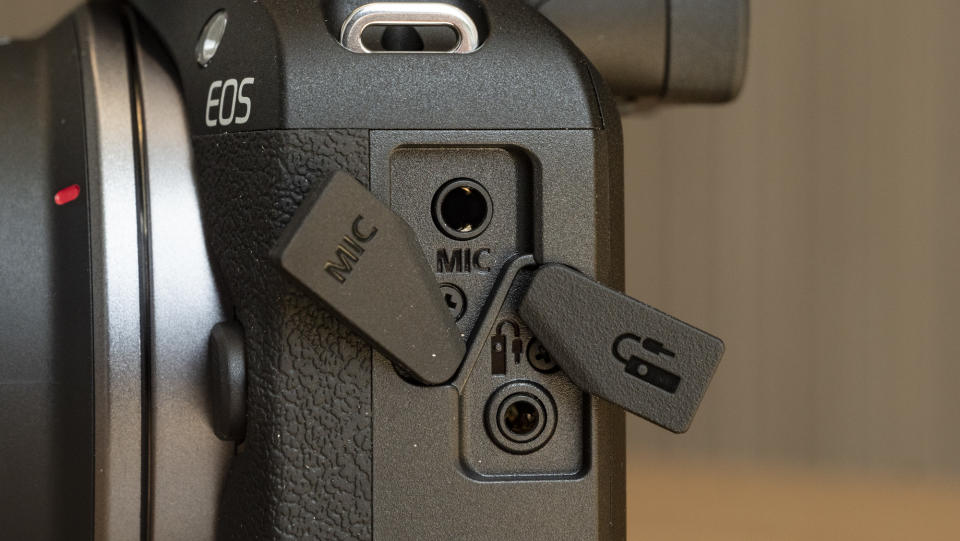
[
  {"x1": 622, "y1": 1, "x2": 960, "y2": 539},
  {"x1": 4, "y1": 1, "x2": 959, "y2": 539}
]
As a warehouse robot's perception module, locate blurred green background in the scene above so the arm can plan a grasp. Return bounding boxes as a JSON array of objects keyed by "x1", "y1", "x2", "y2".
[{"x1": 3, "y1": 1, "x2": 959, "y2": 538}]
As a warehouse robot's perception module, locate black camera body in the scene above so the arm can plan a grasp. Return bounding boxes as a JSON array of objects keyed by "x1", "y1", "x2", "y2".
[
  {"x1": 0, "y1": 1, "x2": 746, "y2": 539},
  {"x1": 147, "y1": 0, "x2": 624, "y2": 538}
]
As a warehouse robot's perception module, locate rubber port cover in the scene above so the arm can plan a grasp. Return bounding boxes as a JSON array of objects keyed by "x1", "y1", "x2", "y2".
[
  {"x1": 519, "y1": 264, "x2": 724, "y2": 432},
  {"x1": 272, "y1": 171, "x2": 465, "y2": 385}
]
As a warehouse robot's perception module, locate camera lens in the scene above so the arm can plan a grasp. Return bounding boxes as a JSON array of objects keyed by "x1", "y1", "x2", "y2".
[
  {"x1": 432, "y1": 178, "x2": 493, "y2": 240},
  {"x1": 0, "y1": 21, "x2": 97, "y2": 537},
  {"x1": 0, "y1": 13, "x2": 231, "y2": 537}
]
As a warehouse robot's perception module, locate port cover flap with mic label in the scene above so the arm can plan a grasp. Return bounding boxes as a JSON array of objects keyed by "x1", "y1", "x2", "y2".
[{"x1": 273, "y1": 171, "x2": 465, "y2": 385}]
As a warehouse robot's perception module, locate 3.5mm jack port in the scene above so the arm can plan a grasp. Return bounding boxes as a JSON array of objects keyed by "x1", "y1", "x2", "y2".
[
  {"x1": 432, "y1": 178, "x2": 492, "y2": 240},
  {"x1": 485, "y1": 381, "x2": 557, "y2": 454}
]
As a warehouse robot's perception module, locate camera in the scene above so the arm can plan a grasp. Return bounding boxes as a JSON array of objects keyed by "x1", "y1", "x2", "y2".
[{"x1": 0, "y1": 1, "x2": 747, "y2": 539}]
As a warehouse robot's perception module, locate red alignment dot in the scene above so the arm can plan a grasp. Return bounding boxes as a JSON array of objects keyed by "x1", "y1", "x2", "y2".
[{"x1": 54, "y1": 184, "x2": 81, "y2": 206}]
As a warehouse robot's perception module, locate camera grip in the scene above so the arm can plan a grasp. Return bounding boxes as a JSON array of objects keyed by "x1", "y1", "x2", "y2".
[{"x1": 193, "y1": 130, "x2": 373, "y2": 540}]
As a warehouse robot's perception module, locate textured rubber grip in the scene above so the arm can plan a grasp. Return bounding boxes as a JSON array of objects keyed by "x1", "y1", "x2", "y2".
[{"x1": 193, "y1": 130, "x2": 372, "y2": 540}]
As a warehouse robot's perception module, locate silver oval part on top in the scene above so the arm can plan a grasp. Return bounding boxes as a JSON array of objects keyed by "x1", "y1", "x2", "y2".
[
  {"x1": 340, "y1": 2, "x2": 480, "y2": 54},
  {"x1": 195, "y1": 10, "x2": 228, "y2": 67}
]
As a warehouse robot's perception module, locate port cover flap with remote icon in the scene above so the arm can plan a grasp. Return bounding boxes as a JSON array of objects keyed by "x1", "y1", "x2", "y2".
[{"x1": 519, "y1": 264, "x2": 725, "y2": 433}]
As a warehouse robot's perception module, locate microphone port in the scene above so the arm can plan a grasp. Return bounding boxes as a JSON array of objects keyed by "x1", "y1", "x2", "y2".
[{"x1": 432, "y1": 178, "x2": 492, "y2": 240}]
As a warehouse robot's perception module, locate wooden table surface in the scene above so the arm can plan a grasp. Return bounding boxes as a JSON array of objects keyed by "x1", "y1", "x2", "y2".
[{"x1": 627, "y1": 454, "x2": 960, "y2": 540}]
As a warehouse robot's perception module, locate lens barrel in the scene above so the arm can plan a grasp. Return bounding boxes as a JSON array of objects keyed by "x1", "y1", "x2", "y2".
[
  {"x1": 0, "y1": 7, "x2": 230, "y2": 540},
  {"x1": 0, "y1": 16, "x2": 95, "y2": 540}
]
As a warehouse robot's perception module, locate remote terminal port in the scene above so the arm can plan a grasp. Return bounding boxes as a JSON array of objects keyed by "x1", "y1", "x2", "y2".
[{"x1": 485, "y1": 381, "x2": 557, "y2": 454}]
